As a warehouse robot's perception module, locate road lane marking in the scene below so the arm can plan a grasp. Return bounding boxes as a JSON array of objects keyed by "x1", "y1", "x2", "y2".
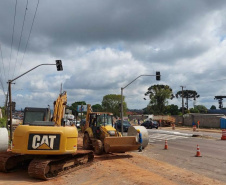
[{"x1": 148, "y1": 133, "x2": 188, "y2": 143}]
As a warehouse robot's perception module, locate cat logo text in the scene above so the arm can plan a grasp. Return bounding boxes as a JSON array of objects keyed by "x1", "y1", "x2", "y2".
[{"x1": 28, "y1": 134, "x2": 60, "y2": 150}]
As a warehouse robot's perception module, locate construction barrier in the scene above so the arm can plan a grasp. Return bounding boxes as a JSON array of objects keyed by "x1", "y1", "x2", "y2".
[
  {"x1": 195, "y1": 144, "x2": 202, "y2": 157},
  {"x1": 127, "y1": 126, "x2": 149, "y2": 149},
  {"x1": 164, "y1": 140, "x2": 168, "y2": 150},
  {"x1": 221, "y1": 130, "x2": 226, "y2": 140},
  {"x1": 0, "y1": 128, "x2": 8, "y2": 152},
  {"x1": 193, "y1": 125, "x2": 196, "y2": 131},
  {"x1": 171, "y1": 123, "x2": 175, "y2": 130}
]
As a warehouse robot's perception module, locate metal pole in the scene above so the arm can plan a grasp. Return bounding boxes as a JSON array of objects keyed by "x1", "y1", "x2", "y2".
[
  {"x1": 81, "y1": 104, "x2": 83, "y2": 123},
  {"x1": 10, "y1": 64, "x2": 55, "y2": 82},
  {"x1": 120, "y1": 74, "x2": 158, "y2": 136},
  {"x1": 8, "y1": 81, "x2": 13, "y2": 147},
  {"x1": 7, "y1": 63, "x2": 57, "y2": 147},
  {"x1": 5, "y1": 92, "x2": 8, "y2": 130},
  {"x1": 121, "y1": 87, "x2": 124, "y2": 136}
]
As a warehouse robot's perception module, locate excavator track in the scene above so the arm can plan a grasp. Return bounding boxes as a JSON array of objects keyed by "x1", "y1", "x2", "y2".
[
  {"x1": 28, "y1": 150, "x2": 94, "y2": 180},
  {"x1": 0, "y1": 151, "x2": 33, "y2": 172}
]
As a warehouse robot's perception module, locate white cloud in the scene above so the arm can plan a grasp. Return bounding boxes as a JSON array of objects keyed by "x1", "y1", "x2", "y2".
[{"x1": 1, "y1": 0, "x2": 226, "y2": 110}]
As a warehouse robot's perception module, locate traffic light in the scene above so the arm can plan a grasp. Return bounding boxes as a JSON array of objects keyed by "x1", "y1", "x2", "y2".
[
  {"x1": 156, "y1": 71, "x2": 160, "y2": 81},
  {"x1": 56, "y1": 60, "x2": 63, "y2": 71}
]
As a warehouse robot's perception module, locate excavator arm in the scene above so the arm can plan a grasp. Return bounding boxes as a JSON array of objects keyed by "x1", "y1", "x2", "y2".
[{"x1": 52, "y1": 91, "x2": 67, "y2": 126}]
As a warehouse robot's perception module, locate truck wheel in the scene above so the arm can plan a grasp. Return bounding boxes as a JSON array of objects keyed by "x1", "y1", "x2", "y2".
[
  {"x1": 94, "y1": 140, "x2": 103, "y2": 155},
  {"x1": 83, "y1": 133, "x2": 91, "y2": 150}
]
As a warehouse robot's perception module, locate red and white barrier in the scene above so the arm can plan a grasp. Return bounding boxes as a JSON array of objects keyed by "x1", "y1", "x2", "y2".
[{"x1": 221, "y1": 130, "x2": 226, "y2": 140}]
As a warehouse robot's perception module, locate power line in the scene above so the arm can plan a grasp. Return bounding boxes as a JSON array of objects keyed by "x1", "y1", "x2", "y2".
[
  {"x1": 9, "y1": 0, "x2": 18, "y2": 80},
  {"x1": 0, "y1": 78, "x2": 5, "y2": 96},
  {"x1": 18, "y1": 0, "x2": 40, "y2": 76},
  {"x1": 12, "y1": 0, "x2": 29, "y2": 79},
  {"x1": 0, "y1": 43, "x2": 6, "y2": 90}
]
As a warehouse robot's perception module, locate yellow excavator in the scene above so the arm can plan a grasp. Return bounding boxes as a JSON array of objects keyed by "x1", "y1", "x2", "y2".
[
  {"x1": 82, "y1": 104, "x2": 140, "y2": 154},
  {"x1": 0, "y1": 91, "x2": 93, "y2": 180}
]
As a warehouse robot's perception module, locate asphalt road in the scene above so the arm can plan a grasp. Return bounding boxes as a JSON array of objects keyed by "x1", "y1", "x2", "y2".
[{"x1": 143, "y1": 128, "x2": 226, "y2": 183}]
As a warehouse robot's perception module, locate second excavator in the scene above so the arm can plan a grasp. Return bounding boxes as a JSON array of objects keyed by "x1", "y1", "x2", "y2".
[{"x1": 82, "y1": 104, "x2": 140, "y2": 154}]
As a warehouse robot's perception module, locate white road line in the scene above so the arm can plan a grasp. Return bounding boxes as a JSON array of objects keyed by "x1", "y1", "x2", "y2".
[{"x1": 148, "y1": 133, "x2": 188, "y2": 143}]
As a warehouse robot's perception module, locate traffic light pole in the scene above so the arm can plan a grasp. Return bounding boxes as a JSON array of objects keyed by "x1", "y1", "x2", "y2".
[
  {"x1": 8, "y1": 63, "x2": 59, "y2": 147},
  {"x1": 120, "y1": 74, "x2": 160, "y2": 136}
]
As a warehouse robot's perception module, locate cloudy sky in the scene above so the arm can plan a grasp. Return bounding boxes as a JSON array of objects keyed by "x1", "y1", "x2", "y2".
[{"x1": 1, "y1": 0, "x2": 226, "y2": 111}]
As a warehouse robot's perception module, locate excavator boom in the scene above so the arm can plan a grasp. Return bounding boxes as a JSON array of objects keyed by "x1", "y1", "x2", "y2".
[{"x1": 52, "y1": 91, "x2": 67, "y2": 126}]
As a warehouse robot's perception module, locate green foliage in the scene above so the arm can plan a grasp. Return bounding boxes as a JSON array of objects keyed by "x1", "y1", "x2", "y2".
[
  {"x1": 164, "y1": 104, "x2": 179, "y2": 115},
  {"x1": 190, "y1": 107, "x2": 199, "y2": 113},
  {"x1": 210, "y1": 105, "x2": 216, "y2": 110},
  {"x1": 185, "y1": 110, "x2": 190, "y2": 114},
  {"x1": 176, "y1": 90, "x2": 200, "y2": 109},
  {"x1": 0, "y1": 117, "x2": 7, "y2": 127},
  {"x1": 144, "y1": 85, "x2": 174, "y2": 115},
  {"x1": 68, "y1": 101, "x2": 86, "y2": 116},
  {"x1": 91, "y1": 104, "x2": 103, "y2": 112},
  {"x1": 194, "y1": 105, "x2": 208, "y2": 113},
  {"x1": 102, "y1": 94, "x2": 127, "y2": 117},
  {"x1": 0, "y1": 107, "x2": 7, "y2": 127}
]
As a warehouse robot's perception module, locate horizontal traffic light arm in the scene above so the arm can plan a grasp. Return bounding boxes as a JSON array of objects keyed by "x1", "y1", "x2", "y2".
[
  {"x1": 122, "y1": 73, "x2": 160, "y2": 89},
  {"x1": 9, "y1": 64, "x2": 56, "y2": 83}
]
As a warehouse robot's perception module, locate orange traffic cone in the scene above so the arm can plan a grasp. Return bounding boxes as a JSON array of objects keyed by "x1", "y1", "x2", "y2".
[
  {"x1": 221, "y1": 130, "x2": 226, "y2": 140},
  {"x1": 195, "y1": 145, "x2": 202, "y2": 157},
  {"x1": 164, "y1": 140, "x2": 168, "y2": 150},
  {"x1": 193, "y1": 125, "x2": 197, "y2": 131}
]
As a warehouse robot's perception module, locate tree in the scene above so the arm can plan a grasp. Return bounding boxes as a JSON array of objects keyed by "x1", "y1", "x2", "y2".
[
  {"x1": 164, "y1": 104, "x2": 179, "y2": 115},
  {"x1": 175, "y1": 90, "x2": 200, "y2": 110},
  {"x1": 91, "y1": 104, "x2": 103, "y2": 112},
  {"x1": 144, "y1": 85, "x2": 174, "y2": 115},
  {"x1": 102, "y1": 94, "x2": 127, "y2": 117},
  {"x1": 195, "y1": 105, "x2": 208, "y2": 113},
  {"x1": 0, "y1": 107, "x2": 7, "y2": 127},
  {"x1": 210, "y1": 105, "x2": 216, "y2": 110},
  {"x1": 189, "y1": 107, "x2": 199, "y2": 113},
  {"x1": 68, "y1": 101, "x2": 86, "y2": 116}
]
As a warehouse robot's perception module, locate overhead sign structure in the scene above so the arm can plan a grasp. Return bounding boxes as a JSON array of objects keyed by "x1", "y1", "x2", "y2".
[{"x1": 77, "y1": 105, "x2": 87, "y2": 112}]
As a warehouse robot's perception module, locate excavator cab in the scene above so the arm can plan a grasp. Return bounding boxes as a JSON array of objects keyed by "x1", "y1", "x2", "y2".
[
  {"x1": 23, "y1": 107, "x2": 51, "y2": 125},
  {"x1": 90, "y1": 113, "x2": 114, "y2": 139}
]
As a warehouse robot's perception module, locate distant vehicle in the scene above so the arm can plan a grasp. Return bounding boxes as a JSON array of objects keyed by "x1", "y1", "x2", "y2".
[
  {"x1": 115, "y1": 120, "x2": 132, "y2": 132},
  {"x1": 76, "y1": 121, "x2": 80, "y2": 128},
  {"x1": 80, "y1": 119, "x2": 86, "y2": 132},
  {"x1": 141, "y1": 120, "x2": 159, "y2": 129}
]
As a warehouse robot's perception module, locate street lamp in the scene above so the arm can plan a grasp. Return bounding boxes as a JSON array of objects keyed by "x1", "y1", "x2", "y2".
[
  {"x1": 8, "y1": 60, "x2": 63, "y2": 146},
  {"x1": 120, "y1": 72, "x2": 160, "y2": 135}
]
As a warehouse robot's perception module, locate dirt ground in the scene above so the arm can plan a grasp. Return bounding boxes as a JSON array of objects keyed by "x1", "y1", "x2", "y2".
[{"x1": 0, "y1": 134, "x2": 225, "y2": 185}]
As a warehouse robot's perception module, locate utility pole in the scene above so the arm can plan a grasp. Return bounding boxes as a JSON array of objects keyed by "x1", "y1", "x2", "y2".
[
  {"x1": 4, "y1": 92, "x2": 8, "y2": 129},
  {"x1": 180, "y1": 86, "x2": 186, "y2": 125},
  {"x1": 7, "y1": 61, "x2": 63, "y2": 146},
  {"x1": 120, "y1": 72, "x2": 161, "y2": 135}
]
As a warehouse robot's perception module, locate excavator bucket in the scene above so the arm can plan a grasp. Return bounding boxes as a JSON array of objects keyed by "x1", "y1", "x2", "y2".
[{"x1": 104, "y1": 136, "x2": 140, "y2": 153}]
